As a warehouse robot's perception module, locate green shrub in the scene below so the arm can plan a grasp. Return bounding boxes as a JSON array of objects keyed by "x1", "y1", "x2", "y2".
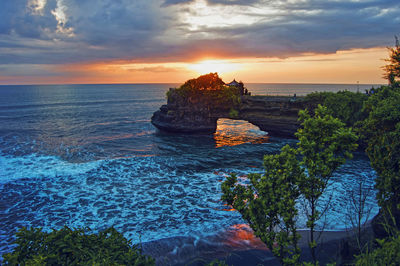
[
  {"x1": 167, "y1": 72, "x2": 226, "y2": 100},
  {"x1": 355, "y1": 234, "x2": 400, "y2": 265},
  {"x1": 228, "y1": 108, "x2": 238, "y2": 118},
  {"x1": 359, "y1": 84, "x2": 400, "y2": 217},
  {"x1": 305, "y1": 91, "x2": 367, "y2": 126},
  {"x1": 222, "y1": 145, "x2": 303, "y2": 265},
  {"x1": 2, "y1": 226, "x2": 155, "y2": 265},
  {"x1": 222, "y1": 105, "x2": 358, "y2": 264},
  {"x1": 207, "y1": 259, "x2": 229, "y2": 266}
]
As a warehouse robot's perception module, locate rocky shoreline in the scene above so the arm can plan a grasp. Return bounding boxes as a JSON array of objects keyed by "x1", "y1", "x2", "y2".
[{"x1": 141, "y1": 224, "x2": 373, "y2": 265}]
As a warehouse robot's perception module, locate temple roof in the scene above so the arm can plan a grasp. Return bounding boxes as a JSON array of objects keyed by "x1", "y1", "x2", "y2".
[{"x1": 226, "y1": 79, "x2": 240, "y2": 86}]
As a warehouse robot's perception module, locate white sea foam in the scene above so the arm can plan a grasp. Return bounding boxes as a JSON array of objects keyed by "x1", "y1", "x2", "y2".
[
  {"x1": 0, "y1": 153, "x2": 101, "y2": 183},
  {"x1": 0, "y1": 152, "x2": 378, "y2": 248}
]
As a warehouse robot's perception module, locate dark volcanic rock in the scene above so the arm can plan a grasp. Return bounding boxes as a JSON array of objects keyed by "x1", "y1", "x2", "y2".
[
  {"x1": 371, "y1": 206, "x2": 400, "y2": 239},
  {"x1": 151, "y1": 88, "x2": 307, "y2": 137},
  {"x1": 238, "y1": 96, "x2": 305, "y2": 138},
  {"x1": 151, "y1": 105, "x2": 218, "y2": 134}
]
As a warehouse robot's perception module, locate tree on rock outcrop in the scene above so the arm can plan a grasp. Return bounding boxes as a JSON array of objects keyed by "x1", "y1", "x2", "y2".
[
  {"x1": 181, "y1": 72, "x2": 225, "y2": 91},
  {"x1": 167, "y1": 73, "x2": 242, "y2": 111}
]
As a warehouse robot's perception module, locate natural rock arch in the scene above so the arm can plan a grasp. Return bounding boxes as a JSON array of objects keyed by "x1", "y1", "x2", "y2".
[
  {"x1": 151, "y1": 73, "x2": 308, "y2": 138},
  {"x1": 151, "y1": 94, "x2": 307, "y2": 138}
]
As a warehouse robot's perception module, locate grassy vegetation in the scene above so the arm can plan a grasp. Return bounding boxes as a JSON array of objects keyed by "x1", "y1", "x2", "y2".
[{"x1": 355, "y1": 233, "x2": 400, "y2": 265}]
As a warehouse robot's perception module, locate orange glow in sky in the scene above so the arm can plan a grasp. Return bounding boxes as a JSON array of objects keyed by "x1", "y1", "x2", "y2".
[
  {"x1": 81, "y1": 47, "x2": 387, "y2": 84},
  {"x1": 1, "y1": 47, "x2": 388, "y2": 85},
  {"x1": 188, "y1": 60, "x2": 242, "y2": 75}
]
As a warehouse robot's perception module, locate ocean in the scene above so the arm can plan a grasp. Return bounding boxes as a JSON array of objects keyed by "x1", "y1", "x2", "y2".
[{"x1": 0, "y1": 83, "x2": 380, "y2": 260}]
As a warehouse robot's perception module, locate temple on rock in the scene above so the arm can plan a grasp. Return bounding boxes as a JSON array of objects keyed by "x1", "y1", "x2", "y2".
[
  {"x1": 226, "y1": 79, "x2": 241, "y2": 86},
  {"x1": 151, "y1": 74, "x2": 308, "y2": 137},
  {"x1": 226, "y1": 79, "x2": 250, "y2": 96}
]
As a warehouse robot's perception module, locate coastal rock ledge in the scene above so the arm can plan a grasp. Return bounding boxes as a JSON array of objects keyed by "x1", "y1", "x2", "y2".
[{"x1": 151, "y1": 74, "x2": 307, "y2": 138}]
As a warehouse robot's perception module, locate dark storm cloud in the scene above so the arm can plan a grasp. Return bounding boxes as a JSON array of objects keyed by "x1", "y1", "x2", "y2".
[
  {"x1": 169, "y1": 0, "x2": 400, "y2": 58},
  {"x1": 0, "y1": 0, "x2": 399, "y2": 66},
  {"x1": 2, "y1": 0, "x2": 62, "y2": 38},
  {"x1": 0, "y1": 0, "x2": 172, "y2": 64}
]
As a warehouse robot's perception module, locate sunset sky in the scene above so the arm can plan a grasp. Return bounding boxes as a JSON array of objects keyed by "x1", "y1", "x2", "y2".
[{"x1": 1, "y1": 0, "x2": 399, "y2": 85}]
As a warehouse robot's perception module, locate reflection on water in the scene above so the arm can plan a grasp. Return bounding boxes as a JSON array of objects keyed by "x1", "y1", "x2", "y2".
[
  {"x1": 214, "y1": 118, "x2": 270, "y2": 148},
  {"x1": 223, "y1": 224, "x2": 267, "y2": 250},
  {"x1": 222, "y1": 204, "x2": 236, "y2": 212}
]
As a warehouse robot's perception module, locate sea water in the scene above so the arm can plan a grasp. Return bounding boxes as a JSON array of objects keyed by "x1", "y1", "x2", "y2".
[{"x1": 0, "y1": 83, "x2": 380, "y2": 257}]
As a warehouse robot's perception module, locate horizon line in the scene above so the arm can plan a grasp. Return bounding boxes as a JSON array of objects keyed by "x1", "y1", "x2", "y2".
[{"x1": 0, "y1": 81, "x2": 387, "y2": 86}]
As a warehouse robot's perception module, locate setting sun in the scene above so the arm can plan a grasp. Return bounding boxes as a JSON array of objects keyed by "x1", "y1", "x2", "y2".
[{"x1": 188, "y1": 60, "x2": 241, "y2": 75}]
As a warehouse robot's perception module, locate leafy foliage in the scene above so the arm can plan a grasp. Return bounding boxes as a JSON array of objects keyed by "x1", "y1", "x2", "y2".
[
  {"x1": 355, "y1": 234, "x2": 400, "y2": 265},
  {"x1": 296, "y1": 105, "x2": 358, "y2": 262},
  {"x1": 296, "y1": 105, "x2": 358, "y2": 187},
  {"x1": 222, "y1": 145, "x2": 303, "y2": 265},
  {"x1": 167, "y1": 73, "x2": 242, "y2": 109},
  {"x1": 2, "y1": 226, "x2": 155, "y2": 265},
  {"x1": 169, "y1": 73, "x2": 226, "y2": 99},
  {"x1": 304, "y1": 91, "x2": 367, "y2": 127},
  {"x1": 383, "y1": 37, "x2": 400, "y2": 84},
  {"x1": 180, "y1": 72, "x2": 226, "y2": 91},
  {"x1": 358, "y1": 40, "x2": 400, "y2": 228},
  {"x1": 228, "y1": 108, "x2": 239, "y2": 118},
  {"x1": 360, "y1": 84, "x2": 400, "y2": 215},
  {"x1": 222, "y1": 105, "x2": 357, "y2": 264}
]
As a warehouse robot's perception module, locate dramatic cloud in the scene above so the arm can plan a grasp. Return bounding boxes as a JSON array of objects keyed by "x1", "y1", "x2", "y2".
[
  {"x1": 0, "y1": 0, "x2": 399, "y2": 79},
  {"x1": 168, "y1": 0, "x2": 400, "y2": 58}
]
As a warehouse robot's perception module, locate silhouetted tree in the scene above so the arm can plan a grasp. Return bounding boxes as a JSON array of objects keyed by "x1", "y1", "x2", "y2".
[{"x1": 383, "y1": 37, "x2": 400, "y2": 85}]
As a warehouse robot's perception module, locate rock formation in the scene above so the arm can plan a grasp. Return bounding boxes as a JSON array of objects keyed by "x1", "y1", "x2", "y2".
[{"x1": 151, "y1": 74, "x2": 307, "y2": 138}]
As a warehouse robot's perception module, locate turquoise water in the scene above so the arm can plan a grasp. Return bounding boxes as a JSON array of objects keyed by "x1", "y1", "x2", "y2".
[{"x1": 0, "y1": 83, "x2": 379, "y2": 259}]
